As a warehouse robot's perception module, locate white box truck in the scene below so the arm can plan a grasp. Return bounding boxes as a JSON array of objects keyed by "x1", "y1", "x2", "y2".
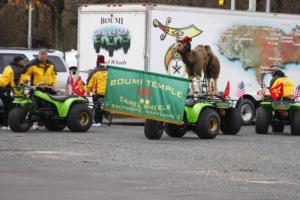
[{"x1": 77, "y1": 4, "x2": 300, "y2": 124}]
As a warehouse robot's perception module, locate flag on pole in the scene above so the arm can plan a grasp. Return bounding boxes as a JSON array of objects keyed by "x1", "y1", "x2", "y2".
[
  {"x1": 222, "y1": 81, "x2": 230, "y2": 99},
  {"x1": 235, "y1": 81, "x2": 245, "y2": 98},
  {"x1": 257, "y1": 89, "x2": 266, "y2": 97},
  {"x1": 269, "y1": 83, "x2": 284, "y2": 100},
  {"x1": 65, "y1": 72, "x2": 74, "y2": 96},
  {"x1": 291, "y1": 84, "x2": 300, "y2": 100},
  {"x1": 72, "y1": 76, "x2": 85, "y2": 96}
]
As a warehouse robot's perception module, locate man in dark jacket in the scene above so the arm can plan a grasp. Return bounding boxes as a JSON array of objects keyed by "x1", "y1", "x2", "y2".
[
  {"x1": 0, "y1": 56, "x2": 26, "y2": 130},
  {"x1": 86, "y1": 55, "x2": 112, "y2": 127}
]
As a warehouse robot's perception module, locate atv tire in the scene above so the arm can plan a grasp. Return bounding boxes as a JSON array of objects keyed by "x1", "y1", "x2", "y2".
[
  {"x1": 67, "y1": 104, "x2": 93, "y2": 132},
  {"x1": 8, "y1": 107, "x2": 32, "y2": 132},
  {"x1": 165, "y1": 123, "x2": 186, "y2": 138},
  {"x1": 45, "y1": 120, "x2": 66, "y2": 131},
  {"x1": 291, "y1": 110, "x2": 300, "y2": 135},
  {"x1": 221, "y1": 108, "x2": 242, "y2": 135},
  {"x1": 255, "y1": 106, "x2": 270, "y2": 134},
  {"x1": 195, "y1": 108, "x2": 220, "y2": 139},
  {"x1": 144, "y1": 119, "x2": 164, "y2": 140},
  {"x1": 272, "y1": 124, "x2": 284, "y2": 133}
]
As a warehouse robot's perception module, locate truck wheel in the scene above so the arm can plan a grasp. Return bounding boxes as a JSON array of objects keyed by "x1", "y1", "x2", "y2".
[
  {"x1": 67, "y1": 104, "x2": 93, "y2": 132},
  {"x1": 144, "y1": 119, "x2": 164, "y2": 140},
  {"x1": 221, "y1": 108, "x2": 242, "y2": 135},
  {"x1": 237, "y1": 99, "x2": 255, "y2": 125},
  {"x1": 272, "y1": 124, "x2": 284, "y2": 133},
  {"x1": 8, "y1": 107, "x2": 32, "y2": 132},
  {"x1": 195, "y1": 108, "x2": 220, "y2": 139},
  {"x1": 255, "y1": 106, "x2": 270, "y2": 134},
  {"x1": 165, "y1": 123, "x2": 186, "y2": 138},
  {"x1": 44, "y1": 120, "x2": 66, "y2": 131},
  {"x1": 291, "y1": 110, "x2": 300, "y2": 135}
]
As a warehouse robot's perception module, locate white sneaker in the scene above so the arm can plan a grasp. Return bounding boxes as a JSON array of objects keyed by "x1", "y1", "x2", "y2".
[
  {"x1": 32, "y1": 123, "x2": 39, "y2": 130},
  {"x1": 94, "y1": 123, "x2": 102, "y2": 127},
  {"x1": 2, "y1": 126, "x2": 8, "y2": 130}
]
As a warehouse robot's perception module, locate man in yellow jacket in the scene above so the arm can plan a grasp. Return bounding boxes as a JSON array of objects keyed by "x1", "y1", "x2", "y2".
[
  {"x1": 23, "y1": 49, "x2": 57, "y2": 93},
  {"x1": 86, "y1": 55, "x2": 111, "y2": 127},
  {"x1": 0, "y1": 56, "x2": 27, "y2": 130},
  {"x1": 269, "y1": 70, "x2": 295, "y2": 98}
]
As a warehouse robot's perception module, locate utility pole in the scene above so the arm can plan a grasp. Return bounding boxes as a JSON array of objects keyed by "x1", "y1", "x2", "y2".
[
  {"x1": 231, "y1": 0, "x2": 236, "y2": 10},
  {"x1": 28, "y1": 0, "x2": 33, "y2": 48},
  {"x1": 266, "y1": 0, "x2": 271, "y2": 13}
]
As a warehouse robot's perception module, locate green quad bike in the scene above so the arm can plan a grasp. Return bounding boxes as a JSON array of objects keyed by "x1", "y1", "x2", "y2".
[
  {"x1": 144, "y1": 94, "x2": 242, "y2": 140},
  {"x1": 255, "y1": 69, "x2": 300, "y2": 135},
  {"x1": 255, "y1": 100, "x2": 300, "y2": 135},
  {"x1": 8, "y1": 84, "x2": 93, "y2": 132}
]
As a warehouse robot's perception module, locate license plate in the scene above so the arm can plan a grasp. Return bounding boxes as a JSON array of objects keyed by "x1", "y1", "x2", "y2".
[
  {"x1": 272, "y1": 102, "x2": 291, "y2": 110},
  {"x1": 215, "y1": 102, "x2": 230, "y2": 109}
]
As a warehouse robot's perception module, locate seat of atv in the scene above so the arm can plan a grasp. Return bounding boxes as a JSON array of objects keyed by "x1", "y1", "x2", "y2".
[{"x1": 48, "y1": 94, "x2": 70, "y2": 102}]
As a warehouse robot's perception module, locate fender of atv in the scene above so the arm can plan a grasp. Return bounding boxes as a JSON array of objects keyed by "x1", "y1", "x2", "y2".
[
  {"x1": 290, "y1": 103, "x2": 300, "y2": 110},
  {"x1": 260, "y1": 101, "x2": 300, "y2": 111},
  {"x1": 184, "y1": 102, "x2": 213, "y2": 124},
  {"x1": 13, "y1": 97, "x2": 32, "y2": 106},
  {"x1": 57, "y1": 97, "x2": 87, "y2": 118},
  {"x1": 259, "y1": 101, "x2": 272, "y2": 110}
]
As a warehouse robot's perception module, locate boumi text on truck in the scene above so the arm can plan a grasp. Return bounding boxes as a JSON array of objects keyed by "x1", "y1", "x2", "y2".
[{"x1": 77, "y1": 4, "x2": 300, "y2": 124}]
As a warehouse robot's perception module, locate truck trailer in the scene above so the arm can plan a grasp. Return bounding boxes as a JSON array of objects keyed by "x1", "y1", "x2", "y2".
[{"x1": 77, "y1": 4, "x2": 300, "y2": 124}]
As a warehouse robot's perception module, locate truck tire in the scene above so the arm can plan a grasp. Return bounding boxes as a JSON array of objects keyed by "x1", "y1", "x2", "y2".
[
  {"x1": 67, "y1": 104, "x2": 93, "y2": 132},
  {"x1": 44, "y1": 120, "x2": 66, "y2": 131},
  {"x1": 272, "y1": 124, "x2": 284, "y2": 133},
  {"x1": 255, "y1": 106, "x2": 270, "y2": 134},
  {"x1": 165, "y1": 123, "x2": 186, "y2": 138},
  {"x1": 8, "y1": 107, "x2": 32, "y2": 132},
  {"x1": 144, "y1": 119, "x2": 164, "y2": 140},
  {"x1": 195, "y1": 108, "x2": 220, "y2": 139},
  {"x1": 237, "y1": 99, "x2": 255, "y2": 125},
  {"x1": 291, "y1": 110, "x2": 300, "y2": 135},
  {"x1": 221, "y1": 108, "x2": 242, "y2": 135}
]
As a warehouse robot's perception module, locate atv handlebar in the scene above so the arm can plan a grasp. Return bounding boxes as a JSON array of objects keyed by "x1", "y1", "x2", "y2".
[{"x1": 22, "y1": 82, "x2": 53, "y2": 90}]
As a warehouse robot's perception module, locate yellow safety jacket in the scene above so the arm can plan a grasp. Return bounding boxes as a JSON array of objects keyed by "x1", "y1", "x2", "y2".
[
  {"x1": 85, "y1": 69, "x2": 108, "y2": 96},
  {"x1": 0, "y1": 65, "x2": 27, "y2": 95},
  {"x1": 272, "y1": 77, "x2": 295, "y2": 97},
  {"x1": 24, "y1": 59, "x2": 57, "y2": 87}
]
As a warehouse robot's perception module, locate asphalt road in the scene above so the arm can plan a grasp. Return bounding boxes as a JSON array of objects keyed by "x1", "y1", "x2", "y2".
[{"x1": 0, "y1": 123, "x2": 299, "y2": 200}]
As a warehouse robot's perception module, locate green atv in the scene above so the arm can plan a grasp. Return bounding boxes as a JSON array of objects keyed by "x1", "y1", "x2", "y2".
[
  {"x1": 255, "y1": 68, "x2": 300, "y2": 135},
  {"x1": 255, "y1": 101, "x2": 300, "y2": 135},
  {"x1": 144, "y1": 95, "x2": 242, "y2": 140},
  {"x1": 8, "y1": 84, "x2": 93, "y2": 132}
]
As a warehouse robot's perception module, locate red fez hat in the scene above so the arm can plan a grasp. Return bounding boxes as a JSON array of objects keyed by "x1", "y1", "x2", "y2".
[
  {"x1": 97, "y1": 55, "x2": 105, "y2": 65},
  {"x1": 181, "y1": 36, "x2": 192, "y2": 45}
]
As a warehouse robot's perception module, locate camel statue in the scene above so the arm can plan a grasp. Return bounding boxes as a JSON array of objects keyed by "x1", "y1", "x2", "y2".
[{"x1": 172, "y1": 36, "x2": 220, "y2": 95}]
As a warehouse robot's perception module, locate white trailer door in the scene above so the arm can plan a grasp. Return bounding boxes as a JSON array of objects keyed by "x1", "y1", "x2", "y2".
[{"x1": 78, "y1": 9, "x2": 146, "y2": 76}]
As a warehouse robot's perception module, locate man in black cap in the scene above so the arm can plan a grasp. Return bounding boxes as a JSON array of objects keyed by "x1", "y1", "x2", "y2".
[
  {"x1": 270, "y1": 70, "x2": 286, "y2": 88},
  {"x1": 0, "y1": 56, "x2": 26, "y2": 130}
]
